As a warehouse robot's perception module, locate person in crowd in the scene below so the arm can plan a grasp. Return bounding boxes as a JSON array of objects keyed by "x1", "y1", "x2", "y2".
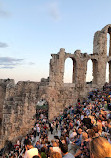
[
  {"x1": 50, "y1": 141, "x2": 61, "y2": 154},
  {"x1": 40, "y1": 147, "x2": 47, "y2": 158},
  {"x1": 87, "y1": 129, "x2": 96, "y2": 140},
  {"x1": 24, "y1": 135, "x2": 29, "y2": 146},
  {"x1": 50, "y1": 151, "x2": 62, "y2": 158},
  {"x1": 72, "y1": 128, "x2": 82, "y2": 153},
  {"x1": 60, "y1": 143, "x2": 74, "y2": 158},
  {"x1": 82, "y1": 114, "x2": 92, "y2": 129},
  {"x1": 90, "y1": 136, "x2": 111, "y2": 158},
  {"x1": 74, "y1": 132, "x2": 90, "y2": 158},
  {"x1": 35, "y1": 141, "x2": 42, "y2": 152},
  {"x1": 69, "y1": 128, "x2": 77, "y2": 142},
  {"x1": 24, "y1": 140, "x2": 39, "y2": 158}
]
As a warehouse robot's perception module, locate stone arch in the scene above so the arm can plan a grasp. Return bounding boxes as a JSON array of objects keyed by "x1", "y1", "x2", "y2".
[
  {"x1": 105, "y1": 26, "x2": 111, "y2": 57},
  {"x1": 102, "y1": 25, "x2": 111, "y2": 56},
  {"x1": 93, "y1": 24, "x2": 111, "y2": 57},
  {"x1": 64, "y1": 57, "x2": 76, "y2": 83}
]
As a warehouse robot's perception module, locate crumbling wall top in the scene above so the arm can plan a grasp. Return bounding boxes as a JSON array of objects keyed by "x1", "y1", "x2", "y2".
[{"x1": 101, "y1": 24, "x2": 111, "y2": 33}]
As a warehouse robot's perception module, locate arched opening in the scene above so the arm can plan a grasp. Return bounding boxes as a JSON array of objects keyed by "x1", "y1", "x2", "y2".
[
  {"x1": 107, "y1": 27, "x2": 111, "y2": 56},
  {"x1": 109, "y1": 61, "x2": 111, "y2": 83},
  {"x1": 36, "y1": 98, "x2": 48, "y2": 120},
  {"x1": 64, "y1": 58, "x2": 75, "y2": 83},
  {"x1": 106, "y1": 63, "x2": 109, "y2": 83},
  {"x1": 107, "y1": 33, "x2": 110, "y2": 56},
  {"x1": 106, "y1": 61, "x2": 111, "y2": 83},
  {"x1": 86, "y1": 59, "x2": 93, "y2": 84}
]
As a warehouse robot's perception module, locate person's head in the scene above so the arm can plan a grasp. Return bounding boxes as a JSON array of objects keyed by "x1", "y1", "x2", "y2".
[
  {"x1": 51, "y1": 140, "x2": 55, "y2": 144},
  {"x1": 52, "y1": 141, "x2": 58, "y2": 147},
  {"x1": 25, "y1": 135, "x2": 28, "y2": 139},
  {"x1": 48, "y1": 141, "x2": 51, "y2": 145},
  {"x1": 25, "y1": 140, "x2": 32, "y2": 149},
  {"x1": 73, "y1": 128, "x2": 76, "y2": 132},
  {"x1": 78, "y1": 128, "x2": 82, "y2": 134},
  {"x1": 60, "y1": 144, "x2": 68, "y2": 155},
  {"x1": 88, "y1": 129, "x2": 96, "y2": 138},
  {"x1": 50, "y1": 152, "x2": 62, "y2": 158},
  {"x1": 97, "y1": 124, "x2": 102, "y2": 133},
  {"x1": 41, "y1": 147, "x2": 45, "y2": 153},
  {"x1": 92, "y1": 126, "x2": 98, "y2": 133},
  {"x1": 36, "y1": 141, "x2": 40, "y2": 145},
  {"x1": 33, "y1": 156, "x2": 40, "y2": 158},
  {"x1": 82, "y1": 132, "x2": 88, "y2": 140},
  {"x1": 90, "y1": 137, "x2": 111, "y2": 158}
]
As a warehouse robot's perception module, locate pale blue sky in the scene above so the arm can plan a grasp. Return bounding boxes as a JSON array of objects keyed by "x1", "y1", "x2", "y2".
[{"x1": 0, "y1": 0, "x2": 110, "y2": 83}]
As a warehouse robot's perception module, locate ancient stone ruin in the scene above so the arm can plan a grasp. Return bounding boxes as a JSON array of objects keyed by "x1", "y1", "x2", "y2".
[{"x1": 0, "y1": 24, "x2": 111, "y2": 148}]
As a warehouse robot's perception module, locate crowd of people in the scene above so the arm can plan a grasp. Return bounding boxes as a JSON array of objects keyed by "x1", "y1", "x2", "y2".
[{"x1": 1, "y1": 83, "x2": 111, "y2": 158}]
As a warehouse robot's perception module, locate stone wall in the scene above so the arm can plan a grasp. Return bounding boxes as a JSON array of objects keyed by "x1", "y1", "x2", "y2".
[
  {"x1": 0, "y1": 24, "x2": 111, "y2": 148},
  {"x1": 0, "y1": 80, "x2": 49, "y2": 148}
]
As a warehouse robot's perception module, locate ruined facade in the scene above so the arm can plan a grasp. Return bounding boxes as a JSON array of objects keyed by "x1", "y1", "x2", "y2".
[{"x1": 0, "y1": 24, "x2": 111, "y2": 148}]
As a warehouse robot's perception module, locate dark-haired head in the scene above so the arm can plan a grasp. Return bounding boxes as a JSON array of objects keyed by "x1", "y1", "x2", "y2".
[
  {"x1": 33, "y1": 156, "x2": 40, "y2": 158},
  {"x1": 60, "y1": 144, "x2": 68, "y2": 154},
  {"x1": 25, "y1": 139, "x2": 32, "y2": 146}
]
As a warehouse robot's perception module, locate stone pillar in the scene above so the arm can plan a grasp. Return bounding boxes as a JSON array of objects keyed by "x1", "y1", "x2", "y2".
[
  {"x1": 74, "y1": 51, "x2": 87, "y2": 85},
  {"x1": 92, "y1": 59, "x2": 98, "y2": 84},
  {"x1": 73, "y1": 51, "x2": 88, "y2": 99},
  {"x1": 77, "y1": 59, "x2": 87, "y2": 85},
  {"x1": 96, "y1": 58, "x2": 106, "y2": 86},
  {"x1": 72, "y1": 59, "x2": 76, "y2": 83},
  {"x1": 93, "y1": 29, "x2": 107, "y2": 86},
  {"x1": 49, "y1": 48, "x2": 65, "y2": 86},
  {"x1": 93, "y1": 31, "x2": 107, "y2": 56}
]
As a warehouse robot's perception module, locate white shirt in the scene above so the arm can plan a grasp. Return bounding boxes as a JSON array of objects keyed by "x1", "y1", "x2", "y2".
[
  {"x1": 81, "y1": 115, "x2": 84, "y2": 120},
  {"x1": 37, "y1": 126, "x2": 40, "y2": 133},
  {"x1": 24, "y1": 148, "x2": 38, "y2": 158},
  {"x1": 52, "y1": 147, "x2": 61, "y2": 154},
  {"x1": 69, "y1": 132, "x2": 77, "y2": 139}
]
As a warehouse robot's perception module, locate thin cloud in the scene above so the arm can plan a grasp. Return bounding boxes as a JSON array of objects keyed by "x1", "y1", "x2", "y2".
[
  {"x1": 0, "y1": 66, "x2": 14, "y2": 69},
  {"x1": 0, "y1": 57, "x2": 24, "y2": 69},
  {"x1": 0, "y1": 10, "x2": 9, "y2": 17},
  {"x1": 48, "y1": 1, "x2": 61, "y2": 21},
  {"x1": 0, "y1": 1, "x2": 10, "y2": 18},
  {"x1": 28, "y1": 62, "x2": 35, "y2": 65},
  {"x1": 0, "y1": 42, "x2": 8, "y2": 48}
]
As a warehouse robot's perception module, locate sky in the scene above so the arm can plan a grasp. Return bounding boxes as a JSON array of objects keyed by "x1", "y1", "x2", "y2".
[{"x1": 0, "y1": 0, "x2": 111, "y2": 83}]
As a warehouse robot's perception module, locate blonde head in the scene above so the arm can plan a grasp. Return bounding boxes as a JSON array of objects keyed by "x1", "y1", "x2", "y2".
[
  {"x1": 90, "y1": 137, "x2": 111, "y2": 158},
  {"x1": 50, "y1": 152, "x2": 62, "y2": 158},
  {"x1": 52, "y1": 141, "x2": 58, "y2": 147}
]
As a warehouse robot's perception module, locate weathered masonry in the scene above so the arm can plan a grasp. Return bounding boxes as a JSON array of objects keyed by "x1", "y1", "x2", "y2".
[{"x1": 0, "y1": 24, "x2": 111, "y2": 148}]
